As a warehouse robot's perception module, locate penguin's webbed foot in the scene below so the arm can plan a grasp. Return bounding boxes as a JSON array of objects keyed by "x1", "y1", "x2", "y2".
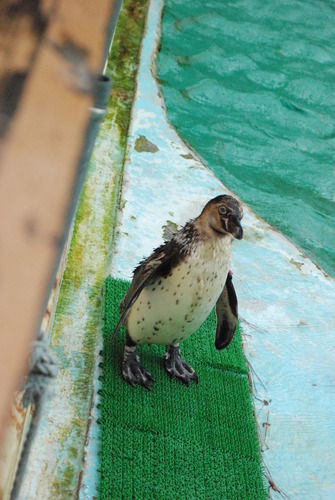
[
  {"x1": 164, "y1": 344, "x2": 199, "y2": 386},
  {"x1": 122, "y1": 350, "x2": 154, "y2": 390}
]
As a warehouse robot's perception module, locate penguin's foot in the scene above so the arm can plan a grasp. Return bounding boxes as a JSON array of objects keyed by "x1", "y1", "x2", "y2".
[
  {"x1": 164, "y1": 344, "x2": 199, "y2": 386},
  {"x1": 122, "y1": 347, "x2": 154, "y2": 390}
]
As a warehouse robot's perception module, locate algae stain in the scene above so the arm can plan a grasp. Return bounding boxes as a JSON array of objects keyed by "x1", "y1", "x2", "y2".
[
  {"x1": 243, "y1": 228, "x2": 264, "y2": 244},
  {"x1": 289, "y1": 258, "x2": 304, "y2": 270},
  {"x1": 176, "y1": 55, "x2": 191, "y2": 66},
  {"x1": 180, "y1": 88, "x2": 190, "y2": 101},
  {"x1": 49, "y1": 0, "x2": 151, "y2": 495},
  {"x1": 134, "y1": 135, "x2": 159, "y2": 153},
  {"x1": 58, "y1": 178, "x2": 95, "y2": 300},
  {"x1": 180, "y1": 152, "x2": 195, "y2": 160},
  {"x1": 105, "y1": 0, "x2": 150, "y2": 140},
  {"x1": 52, "y1": 422, "x2": 82, "y2": 494}
]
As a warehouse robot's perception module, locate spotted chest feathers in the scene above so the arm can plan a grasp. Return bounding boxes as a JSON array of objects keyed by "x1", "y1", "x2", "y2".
[{"x1": 127, "y1": 236, "x2": 232, "y2": 345}]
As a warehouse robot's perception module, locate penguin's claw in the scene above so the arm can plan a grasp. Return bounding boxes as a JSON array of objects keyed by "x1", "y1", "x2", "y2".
[
  {"x1": 164, "y1": 345, "x2": 199, "y2": 386},
  {"x1": 122, "y1": 353, "x2": 154, "y2": 390}
]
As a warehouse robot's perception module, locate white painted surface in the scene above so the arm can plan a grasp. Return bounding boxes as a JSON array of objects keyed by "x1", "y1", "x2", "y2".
[{"x1": 109, "y1": 0, "x2": 335, "y2": 498}]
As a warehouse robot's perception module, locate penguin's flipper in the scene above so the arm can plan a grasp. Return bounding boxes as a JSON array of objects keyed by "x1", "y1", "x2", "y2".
[
  {"x1": 214, "y1": 272, "x2": 238, "y2": 350},
  {"x1": 110, "y1": 241, "x2": 179, "y2": 342}
]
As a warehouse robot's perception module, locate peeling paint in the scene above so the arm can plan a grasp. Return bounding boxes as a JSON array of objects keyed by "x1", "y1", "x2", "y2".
[
  {"x1": 134, "y1": 134, "x2": 159, "y2": 152},
  {"x1": 162, "y1": 219, "x2": 178, "y2": 240}
]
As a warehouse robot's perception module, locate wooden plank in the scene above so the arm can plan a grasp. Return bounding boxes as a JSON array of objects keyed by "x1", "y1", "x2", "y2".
[{"x1": 0, "y1": 0, "x2": 121, "y2": 494}]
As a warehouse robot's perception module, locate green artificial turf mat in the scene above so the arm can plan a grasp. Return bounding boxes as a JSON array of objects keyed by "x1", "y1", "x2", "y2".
[{"x1": 99, "y1": 277, "x2": 267, "y2": 499}]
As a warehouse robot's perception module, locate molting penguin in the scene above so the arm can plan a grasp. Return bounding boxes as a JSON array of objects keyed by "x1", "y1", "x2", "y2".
[{"x1": 111, "y1": 195, "x2": 243, "y2": 389}]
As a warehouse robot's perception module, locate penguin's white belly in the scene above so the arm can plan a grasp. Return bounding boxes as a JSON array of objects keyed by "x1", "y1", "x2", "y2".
[{"x1": 127, "y1": 238, "x2": 232, "y2": 345}]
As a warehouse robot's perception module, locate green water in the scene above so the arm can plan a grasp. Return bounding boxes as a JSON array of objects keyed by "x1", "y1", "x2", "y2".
[{"x1": 158, "y1": 0, "x2": 335, "y2": 276}]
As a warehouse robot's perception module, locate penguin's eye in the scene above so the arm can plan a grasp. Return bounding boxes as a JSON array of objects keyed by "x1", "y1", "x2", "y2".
[{"x1": 218, "y1": 205, "x2": 227, "y2": 216}]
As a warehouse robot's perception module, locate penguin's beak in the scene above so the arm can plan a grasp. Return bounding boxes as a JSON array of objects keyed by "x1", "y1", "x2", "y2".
[{"x1": 230, "y1": 216, "x2": 243, "y2": 240}]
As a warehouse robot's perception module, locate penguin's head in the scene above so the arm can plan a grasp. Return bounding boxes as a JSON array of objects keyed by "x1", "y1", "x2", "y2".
[{"x1": 201, "y1": 195, "x2": 243, "y2": 240}]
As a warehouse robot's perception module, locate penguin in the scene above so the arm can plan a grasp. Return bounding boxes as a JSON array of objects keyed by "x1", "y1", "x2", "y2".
[{"x1": 111, "y1": 194, "x2": 243, "y2": 390}]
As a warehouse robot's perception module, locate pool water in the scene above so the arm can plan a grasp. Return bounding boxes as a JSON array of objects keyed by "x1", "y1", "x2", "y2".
[{"x1": 158, "y1": 0, "x2": 335, "y2": 277}]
